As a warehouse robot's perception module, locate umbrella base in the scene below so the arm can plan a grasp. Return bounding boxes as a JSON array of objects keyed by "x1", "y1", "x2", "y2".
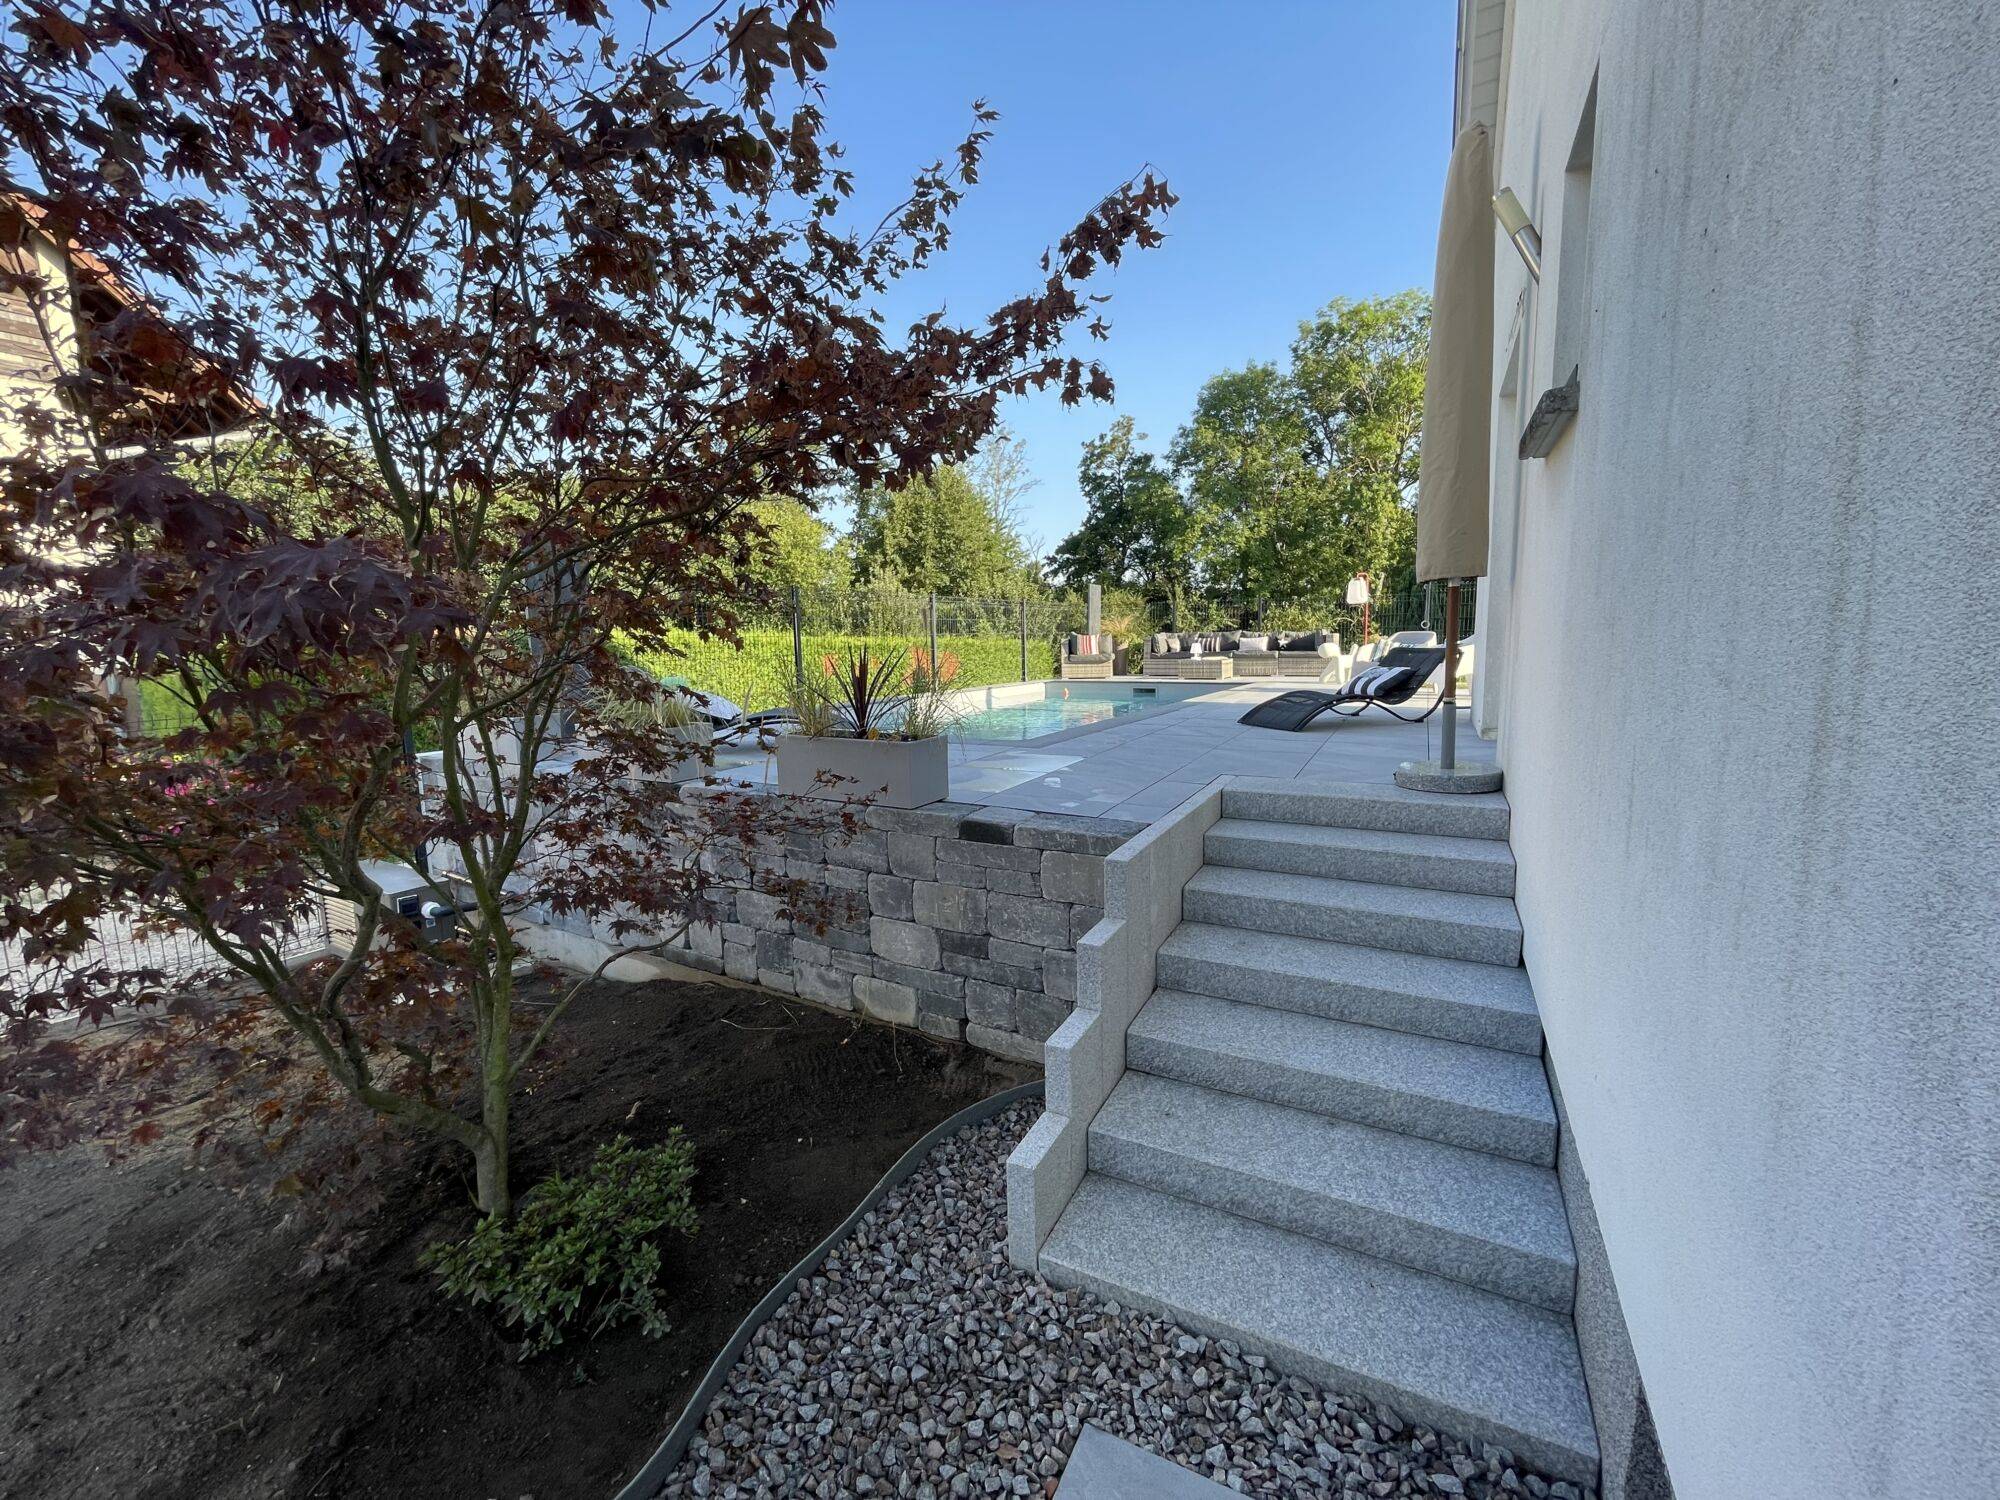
[{"x1": 1393, "y1": 759, "x2": 1503, "y2": 795}]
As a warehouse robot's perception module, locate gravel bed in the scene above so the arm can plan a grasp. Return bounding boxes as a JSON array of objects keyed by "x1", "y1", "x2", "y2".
[{"x1": 654, "y1": 1100, "x2": 1596, "y2": 1500}]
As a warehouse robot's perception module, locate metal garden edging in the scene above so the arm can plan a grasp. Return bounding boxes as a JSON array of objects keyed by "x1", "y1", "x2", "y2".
[{"x1": 609, "y1": 1078, "x2": 1046, "y2": 1500}]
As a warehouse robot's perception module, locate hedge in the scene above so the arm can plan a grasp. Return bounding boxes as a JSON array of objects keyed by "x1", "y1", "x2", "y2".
[{"x1": 624, "y1": 629, "x2": 1059, "y2": 712}]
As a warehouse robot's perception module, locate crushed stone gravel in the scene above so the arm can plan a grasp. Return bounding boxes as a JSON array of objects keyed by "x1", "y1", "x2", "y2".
[{"x1": 653, "y1": 1099, "x2": 1597, "y2": 1500}]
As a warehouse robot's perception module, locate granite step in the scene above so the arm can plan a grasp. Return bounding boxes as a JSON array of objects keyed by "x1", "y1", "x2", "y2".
[
  {"x1": 1089, "y1": 1071, "x2": 1576, "y2": 1311},
  {"x1": 1127, "y1": 990, "x2": 1557, "y2": 1166},
  {"x1": 1040, "y1": 1174, "x2": 1600, "y2": 1485},
  {"x1": 1220, "y1": 776, "x2": 1511, "y2": 841},
  {"x1": 1204, "y1": 818, "x2": 1516, "y2": 896},
  {"x1": 1182, "y1": 865, "x2": 1523, "y2": 967},
  {"x1": 1156, "y1": 922, "x2": 1543, "y2": 1054}
]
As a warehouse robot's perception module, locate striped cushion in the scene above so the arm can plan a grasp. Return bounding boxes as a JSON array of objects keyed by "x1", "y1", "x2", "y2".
[{"x1": 1344, "y1": 664, "x2": 1416, "y2": 699}]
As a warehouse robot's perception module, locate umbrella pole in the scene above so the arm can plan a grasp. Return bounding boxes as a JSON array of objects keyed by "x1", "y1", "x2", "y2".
[
  {"x1": 1440, "y1": 581, "x2": 1461, "y2": 771},
  {"x1": 1395, "y1": 577, "x2": 1497, "y2": 794}
]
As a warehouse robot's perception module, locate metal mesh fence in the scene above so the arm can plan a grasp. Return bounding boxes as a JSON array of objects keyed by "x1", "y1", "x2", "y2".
[
  {"x1": 4, "y1": 679, "x2": 339, "y2": 996},
  {"x1": 0, "y1": 890, "x2": 337, "y2": 998},
  {"x1": 625, "y1": 586, "x2": 1090, "y2": 712}
]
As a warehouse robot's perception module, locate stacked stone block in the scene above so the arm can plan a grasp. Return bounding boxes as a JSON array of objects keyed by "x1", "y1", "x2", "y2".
[{"x1": 601, "y1": 799, "x2": 1140, "y2": 1065}]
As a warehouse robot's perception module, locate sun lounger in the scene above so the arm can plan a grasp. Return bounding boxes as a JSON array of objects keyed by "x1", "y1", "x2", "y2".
[{"x1": 1236, "y1": 646, "x2": 1450, "y2": 729}]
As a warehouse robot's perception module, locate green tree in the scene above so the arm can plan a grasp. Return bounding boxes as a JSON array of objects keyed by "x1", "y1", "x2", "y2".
[
  {"x1": 743, "y1": 497, "x2": 848, "y2": 594},
  {"x1": 849, "y1": 457, "x2": 1039, "y2": 597},
  {"x1": 1166, "y1": 291, "x2": 1430, "y2": 613},
  {"x1": 1171, "y1": 363, "x2": 1315, "y2": 608},
  {"x1": 1049, "y1": 416, "x2": 1197, "y2": 620},
  {"x1": 1288, "y1": 290, "x2": 1429, "y2": 592}
]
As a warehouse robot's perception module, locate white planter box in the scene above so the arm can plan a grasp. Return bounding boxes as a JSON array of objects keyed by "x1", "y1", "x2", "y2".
[{"x1": 776, "y1": 734, "x2": 949, "y2": 809}]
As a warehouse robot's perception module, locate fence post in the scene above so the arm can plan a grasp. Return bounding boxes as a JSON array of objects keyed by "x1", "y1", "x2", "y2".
[
  {"x1": 1019, "y1": 597, "x2": 1029, "y2": 681},
  {"x1": 790, "y1": 586, "x2": 804, "y2": 683},
  {"x1": 104, "y1": 673, "x2": 144, "y2": 737},
  {"x1": 927, "y1": 591, "x2": 939, "y2": 674}
]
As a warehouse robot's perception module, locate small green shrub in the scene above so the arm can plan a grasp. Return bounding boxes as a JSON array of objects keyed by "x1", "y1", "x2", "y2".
[{"x1": 423, "y1": 1132, "x2": 698, "y2": 1357}]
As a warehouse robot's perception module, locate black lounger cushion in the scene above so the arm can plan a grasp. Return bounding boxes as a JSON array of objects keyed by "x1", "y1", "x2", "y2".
[{"x1": 1342, "y1": 664, "x2": 1418, "y2": 699}]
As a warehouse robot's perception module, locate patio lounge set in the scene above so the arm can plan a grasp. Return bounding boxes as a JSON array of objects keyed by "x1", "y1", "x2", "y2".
[
  {"x1": 1060, "y1": 627, "x2": 1472, "y2": 699},
  {"x1": 1142, "y1": 629, "x2": 1346, "y2": 680}
]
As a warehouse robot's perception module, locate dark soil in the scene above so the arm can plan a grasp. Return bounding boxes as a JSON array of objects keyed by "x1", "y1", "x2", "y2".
[{"x1": 0, "y1": 977, "x2": 1034, "y2": 1500}]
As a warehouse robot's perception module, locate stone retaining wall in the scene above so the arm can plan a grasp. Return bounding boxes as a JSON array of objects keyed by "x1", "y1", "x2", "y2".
[{"x1": 543, "y1": 799, "x2": 1143, "y2": 1065}]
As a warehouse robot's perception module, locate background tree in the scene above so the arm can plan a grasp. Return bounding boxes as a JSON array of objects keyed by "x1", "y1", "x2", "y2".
[
  {"x1": 1053, "y1": 291, "x2": 1428, "y2": 622},
  {"x1": 1171, "y1": 362, "x2": 1314, "y2": 610},
  {"x1": 848, "y1": 434, "x2": 1042, "y2": 596},
  {"x1": 1049, "y1": 415, "x2": 1196, "y2": 621},
  {"x1": 740, "y1": 497, "x2": 848, "y2": 596},
  {"x1": 1287, "y1": 291, "x2": 1429, "y2": 598},
  {"x1": 0, "y1": 0, "x2": 1170, "y2": 1221}
]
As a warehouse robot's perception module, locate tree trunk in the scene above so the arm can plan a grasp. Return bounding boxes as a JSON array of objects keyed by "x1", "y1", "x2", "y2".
[
  {"x1": 474, "y1": 1124, "x2": 510, "y2": 1221},
  {"x1": 475, "y1": 960, "x2": 515, "y2": 1219}
]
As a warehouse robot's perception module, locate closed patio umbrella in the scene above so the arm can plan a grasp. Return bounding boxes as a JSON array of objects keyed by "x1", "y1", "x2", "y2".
[{"x1": 1400, "y1": 120, "x2": 1500, "y2": 794}]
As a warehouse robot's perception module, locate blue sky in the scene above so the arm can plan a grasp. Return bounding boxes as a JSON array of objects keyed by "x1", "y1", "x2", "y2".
[{"x1": 684, "y1": 2, "x2": 1457, "y2": 551}]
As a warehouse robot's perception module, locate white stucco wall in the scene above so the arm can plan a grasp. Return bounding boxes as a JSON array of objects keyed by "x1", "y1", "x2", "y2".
[{"x1": 1482, "y1": 4, "x2": 2000, "y2": 1497}]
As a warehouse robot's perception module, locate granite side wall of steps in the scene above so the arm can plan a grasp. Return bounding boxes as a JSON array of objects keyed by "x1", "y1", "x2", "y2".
[{"x1": 1006, "y1": 783, "x2": 1225, "y2": 1267}]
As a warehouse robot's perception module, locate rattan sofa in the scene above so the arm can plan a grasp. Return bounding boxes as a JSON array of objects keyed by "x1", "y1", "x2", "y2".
[
  {"x1": 1141, "y1": 629, "x2": 1344, "y2": 681},
  {"x1": 1060, "y1": 633, "x2": 1118, "y2": 680},
  {"x1": 1231, "y1": 629, "x2": 1345, "y2": 680}
]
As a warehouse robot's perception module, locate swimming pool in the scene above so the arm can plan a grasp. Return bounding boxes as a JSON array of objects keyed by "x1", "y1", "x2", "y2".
[{"x1": 949, "y1": 682, "x2": 1222, "y2": 742}]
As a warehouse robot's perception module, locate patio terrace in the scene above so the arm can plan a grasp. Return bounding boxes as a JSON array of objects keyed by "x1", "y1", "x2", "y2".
[{"x1": 716, "y1": 679, "x2": 1496, "y2": 825}]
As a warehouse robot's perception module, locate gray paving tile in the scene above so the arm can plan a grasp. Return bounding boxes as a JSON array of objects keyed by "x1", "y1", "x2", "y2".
[{"x1": 1054, "y1": 1424, "x2": 1237, "y2": 1499}]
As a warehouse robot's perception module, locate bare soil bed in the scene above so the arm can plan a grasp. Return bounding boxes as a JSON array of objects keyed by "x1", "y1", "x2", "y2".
[{"x1": 0, "y1": 976, "x2": 1032, "y2": 1500}]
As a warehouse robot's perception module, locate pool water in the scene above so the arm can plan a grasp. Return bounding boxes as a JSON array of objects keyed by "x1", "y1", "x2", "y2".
[{"x1": 951, "y1": 685, "x2": 1208, "y2": 742}]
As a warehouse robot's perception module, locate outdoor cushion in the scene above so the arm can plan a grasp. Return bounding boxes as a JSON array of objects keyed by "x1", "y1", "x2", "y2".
[
  {"x1": 1343, "y1": 664, "x2": 1418, "y2": 699},
  {"x1": 1068, "y1": 653, "x2": 1113, "y2": 665},
  {"x1": 1197, "y1": 632, "x2": 1230, "y2": 654},
  {"x1": 1235, "y1": 634, "x2": 1271, "y2": 651}
]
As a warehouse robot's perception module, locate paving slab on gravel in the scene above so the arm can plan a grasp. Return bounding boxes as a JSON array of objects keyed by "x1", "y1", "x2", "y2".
[{"x1": 653, "y1": 1101, "x2": 1597, "y2": 1500}]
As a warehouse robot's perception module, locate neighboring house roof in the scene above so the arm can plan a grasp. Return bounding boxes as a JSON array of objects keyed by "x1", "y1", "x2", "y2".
[{"x1": 1, "y1": 193, "x2": 258, "y2": 447}]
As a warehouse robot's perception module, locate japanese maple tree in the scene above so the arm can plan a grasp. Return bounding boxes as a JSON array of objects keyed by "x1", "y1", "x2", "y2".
[{"x1": 0, "y1": 0, "x2": 1171, "y2": 1219}]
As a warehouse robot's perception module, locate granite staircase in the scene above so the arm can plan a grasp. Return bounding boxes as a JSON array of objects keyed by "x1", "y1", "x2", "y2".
[{"x1": 1037, "y1": 779, "x2": 1600, "y2": 1485}]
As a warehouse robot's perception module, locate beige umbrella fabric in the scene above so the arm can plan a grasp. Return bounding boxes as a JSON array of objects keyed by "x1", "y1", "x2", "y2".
[{"x1": 1415, "y1": 121, "x2": 1495, "y2": 584}]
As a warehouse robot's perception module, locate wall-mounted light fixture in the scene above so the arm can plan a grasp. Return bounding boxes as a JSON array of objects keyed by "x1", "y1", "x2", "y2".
[{"x1": 1491, "y1": 188, "x2": 1542, "y2": 281}]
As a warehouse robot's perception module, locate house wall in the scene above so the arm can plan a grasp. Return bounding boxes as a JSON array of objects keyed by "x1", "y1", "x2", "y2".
[
  {"x1": 1479, "y1": 4, "x2": 2000, "y2": 1498},
  {"x1": 0, "y1": 224, "x2": 81, "y2": 456}
]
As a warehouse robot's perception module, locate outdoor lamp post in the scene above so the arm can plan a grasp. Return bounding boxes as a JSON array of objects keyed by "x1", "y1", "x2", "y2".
[{"x1": 1345, "y1": 573, "x2": 1372, "y2": 643}]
